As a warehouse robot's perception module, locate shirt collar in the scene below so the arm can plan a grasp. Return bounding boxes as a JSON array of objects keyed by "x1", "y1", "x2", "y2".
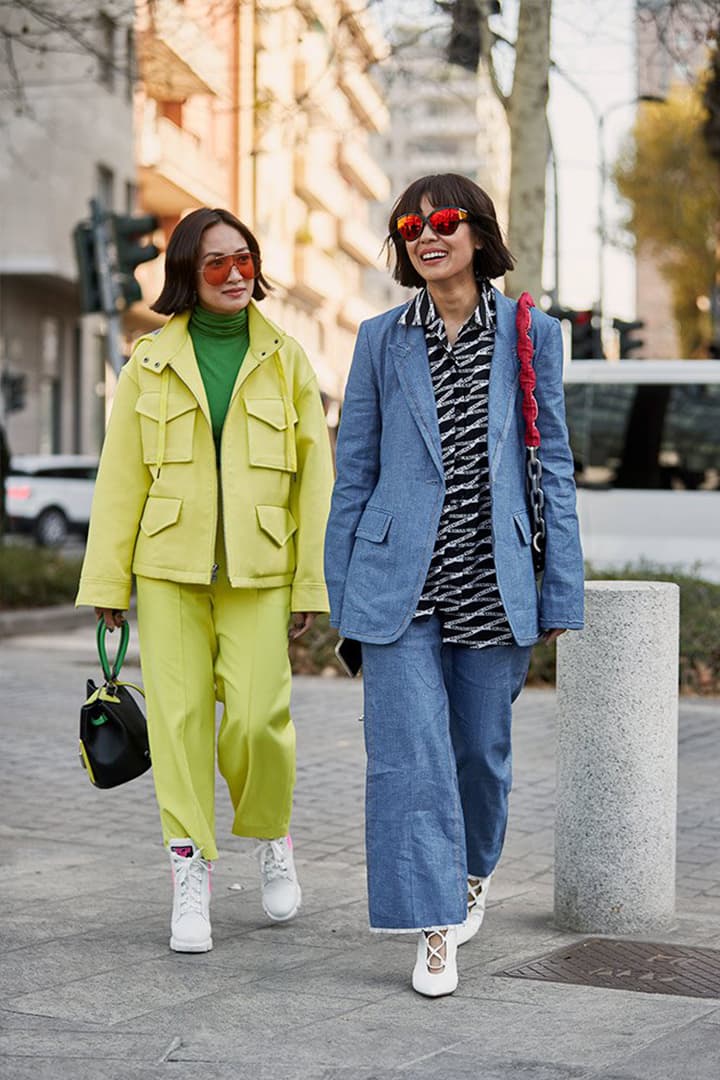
[{"x1": 398, "y1": 279, "x2": 496, "y2": 331}]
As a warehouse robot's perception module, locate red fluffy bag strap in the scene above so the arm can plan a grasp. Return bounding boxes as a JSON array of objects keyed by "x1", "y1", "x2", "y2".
[{"x1": 516, "y1": 291, "x2": 540, "y2": 450}]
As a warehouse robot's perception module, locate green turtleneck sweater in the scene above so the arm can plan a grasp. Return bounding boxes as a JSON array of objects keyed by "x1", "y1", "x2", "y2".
[{"x1": 189, "y1": 305, "x2": 250, "y2": 458}]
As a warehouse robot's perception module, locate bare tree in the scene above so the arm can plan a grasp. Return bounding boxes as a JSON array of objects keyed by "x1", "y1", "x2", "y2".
[{"x1": 444, "y1": 0, "x2": 552, "y2": 298}]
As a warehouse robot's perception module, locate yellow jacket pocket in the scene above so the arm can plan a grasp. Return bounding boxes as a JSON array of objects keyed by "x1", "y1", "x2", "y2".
[
  {"x1": 245, "y1": 398, "x2": 298, "y2": 472},
  {"x1": 135, "y1": 389, "x2": 198, "y2": 465},
  {"x1": 140, "y1": 496, "x2": 182, "y2": 537},
  {"x1": 256, "y1": 505, "x2": 298, "y2": 547}
]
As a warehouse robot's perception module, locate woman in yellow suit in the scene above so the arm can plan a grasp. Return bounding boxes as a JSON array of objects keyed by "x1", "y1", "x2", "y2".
[{"x1": 76, "y1": 208, "x2": 334, "y2": 953}]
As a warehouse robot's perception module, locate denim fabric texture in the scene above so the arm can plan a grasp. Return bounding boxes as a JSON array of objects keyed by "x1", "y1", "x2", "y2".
[
  {"x1": 324, "y1": 289, "x2": 585, "y2": 646},
  {"x1": 361, "y1": 615, "x2": 532, "y2": 931}
]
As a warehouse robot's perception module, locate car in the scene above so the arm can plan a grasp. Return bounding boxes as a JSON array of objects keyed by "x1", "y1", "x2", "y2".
[
  {"x1": 4, "y1": 454, "x2": 98, "y2": 547},
  {"x1": 563, "y1": 360, "x2": 720, "y2": 581}
]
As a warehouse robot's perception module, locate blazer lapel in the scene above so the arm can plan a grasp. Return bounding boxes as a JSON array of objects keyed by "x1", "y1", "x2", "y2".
[
  {"x1": 389, "y1": 324, "x2": 444, "y2": 479},
  {"x1": 488, "y1": 290, "x2": 520, "y2": 479}
]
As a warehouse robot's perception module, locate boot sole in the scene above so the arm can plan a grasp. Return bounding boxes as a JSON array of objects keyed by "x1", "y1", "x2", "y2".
[{"x1": 170, "y1": 936, "x2": 213, "y2": 953}]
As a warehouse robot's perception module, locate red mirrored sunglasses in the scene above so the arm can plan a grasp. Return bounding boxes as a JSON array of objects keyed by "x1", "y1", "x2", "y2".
[
  {"x1": 199, "y1": 251, "x2": 259, "y2": 285},
  {"x1": 395, "y1": 206, "x2": 473, "y2": 243}
]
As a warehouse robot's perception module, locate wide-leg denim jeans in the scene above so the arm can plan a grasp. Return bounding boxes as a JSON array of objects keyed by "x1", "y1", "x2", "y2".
[{"x1": 361, "y1": 615, "x2": 532, "y2": 932}]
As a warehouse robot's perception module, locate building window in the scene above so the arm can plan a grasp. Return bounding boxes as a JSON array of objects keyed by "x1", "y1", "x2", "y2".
[
  {"x1": 98, "y1": 13, "x2": 115, "y2": 91},
  {"x1": 96, "y1": 164, "x2": 115, "y2": 211}
]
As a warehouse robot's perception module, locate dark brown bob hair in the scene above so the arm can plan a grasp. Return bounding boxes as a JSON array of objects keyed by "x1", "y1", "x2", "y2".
[
  {"x1": 152, "y1": 207, "x2": 271, "y2": 315},
  {"x1": 386, "y1": 173, "x2": 514, "y2": 287}
]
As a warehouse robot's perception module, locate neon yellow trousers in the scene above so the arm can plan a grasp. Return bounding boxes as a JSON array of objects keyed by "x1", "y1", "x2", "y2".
[{"x1": 136, "y1": 571, "x2": 294, "y2": 861}]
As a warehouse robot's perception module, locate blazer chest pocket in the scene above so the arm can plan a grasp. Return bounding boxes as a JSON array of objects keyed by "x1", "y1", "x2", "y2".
[
  {"x1": 135, "y1": 390, "x2": 198, "y2": 465},
  {"x1": 245, "y1": 398, "x2": 298, "y2": 472}
]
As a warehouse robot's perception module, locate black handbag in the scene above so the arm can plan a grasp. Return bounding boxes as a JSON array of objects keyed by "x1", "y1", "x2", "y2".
[{"x1": 79, "y1": 620, "x2": 151, "y2": 789}]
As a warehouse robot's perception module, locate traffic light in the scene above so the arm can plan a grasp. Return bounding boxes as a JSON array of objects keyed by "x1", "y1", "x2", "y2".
[
  {"x1": 112, "y1": 213, "x2": 160, "y2": 308},
  {"x1": 72, "y1": 205, "x2": 159, "y2": 317},
  {"x1": 548, "y1": 306, "x2": 604, "y2": 359},
  {"x1": 614, "y1": 317, "x2": 645, "y2": 358},
  {"x1": 73, "y1": 222, "x2": 102, "y2": 314},
  {"x1": 1, "y1": 372, "x2": 27, "y2": 413}
]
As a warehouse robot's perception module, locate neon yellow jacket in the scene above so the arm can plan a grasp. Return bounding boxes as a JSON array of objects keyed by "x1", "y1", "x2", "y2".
[{"x1": 76, "y1": 303, "x2": 334, "y2": 613}]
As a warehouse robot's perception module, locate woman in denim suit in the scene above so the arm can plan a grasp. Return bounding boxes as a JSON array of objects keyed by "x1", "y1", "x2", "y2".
[{"x1": 324, "y1": 174, "x2": 584, "y2": 997}]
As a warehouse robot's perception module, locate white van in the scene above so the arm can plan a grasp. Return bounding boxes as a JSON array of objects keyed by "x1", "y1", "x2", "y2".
[{"x1": 563, "y1": 360, "x2": 720, "y2": 581}]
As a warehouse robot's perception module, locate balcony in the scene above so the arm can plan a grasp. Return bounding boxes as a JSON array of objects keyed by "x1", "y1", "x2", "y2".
[
  {"x1": 339, "y1": 220, "x2": 384, "y2": 269},
  {"x1": 339, "y1": 67, "x2": 390, "y2": 133},
  {"x1": 338, "y1": 140, "x2": 390, "y2": 203},
  {"x1": 293, "y1": 247, "x2": 345, "y2": 305},
  {"x1": 138, "y1": 115, "x2": 228, "y2": 215},
  {"x1": 137, "y1": 0, "x2": 225, "y2": 100},
  {"x1": 295, "y1": 153, "x2": 348, "y2": 219}
]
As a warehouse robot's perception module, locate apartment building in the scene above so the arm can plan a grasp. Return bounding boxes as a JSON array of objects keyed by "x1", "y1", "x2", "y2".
[
  {"x1": 368, "y1": 18, "x2": 511, "y2": 310},
  {"x1": 0, "y1": 1, "x2": 135, "y2": 454},
  {"x1": 134, "y1": 0, "x2": 391, "y2": 405}
]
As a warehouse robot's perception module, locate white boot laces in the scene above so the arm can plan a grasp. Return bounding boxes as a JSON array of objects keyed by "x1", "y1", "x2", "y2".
[
  {"x1": 174, "y1": 848, "x2": 207, "y2": 916},
  {"x1": 467, "y1": 876, "x2": 485, "y2": 913},
  {"x1": 423, "y1": 928, "x2": 449, "y2": 973},
  {"x1": 257, "y1": 839, "x2": 290, "y2": 883}
]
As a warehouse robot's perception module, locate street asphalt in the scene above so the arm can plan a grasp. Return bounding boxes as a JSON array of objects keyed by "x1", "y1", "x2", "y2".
[{"x1": 1, "y1": 615, "x2": 720, "y2": 1079}]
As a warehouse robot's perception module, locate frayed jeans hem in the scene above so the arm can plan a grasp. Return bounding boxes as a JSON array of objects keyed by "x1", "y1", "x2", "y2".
[{"x1": 369, "y1": 922, "x2": 464, "y2": 935}]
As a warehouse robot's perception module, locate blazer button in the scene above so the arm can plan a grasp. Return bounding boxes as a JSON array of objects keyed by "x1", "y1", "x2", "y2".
[{"x1": 154, "y1": 361, "x2": 160, "y2": 368}]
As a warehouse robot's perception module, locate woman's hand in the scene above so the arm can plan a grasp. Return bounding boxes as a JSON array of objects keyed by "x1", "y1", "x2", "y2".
[
  {"x1": 95, "y1": 608, "x2": 126, "y2": 631},
  {"x1": 288, "y1": 612, "x2": 317, "y2": 640},
  {"x1": 542, "y1": 628, "x2": 567, "y2": 645}
]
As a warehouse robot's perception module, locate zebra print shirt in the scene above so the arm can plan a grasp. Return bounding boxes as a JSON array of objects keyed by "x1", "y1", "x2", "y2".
[{"x1": 400, "y1": 282, "x2": 514, "y2": 648}]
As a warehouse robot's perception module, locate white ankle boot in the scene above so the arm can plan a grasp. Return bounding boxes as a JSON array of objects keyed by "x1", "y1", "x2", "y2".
[
  {"x1": 456, "y1": 874, "x2": 492, "y2": 947},
  {"x1": 412, "y1": 927, "x2": 458, "y2": 997},
  {"x1": 169, "y1": 839, "x2": 212, "y2": 953},
  {"x1": 255, "y1": 835, "x2": 302, "y2": 922}
]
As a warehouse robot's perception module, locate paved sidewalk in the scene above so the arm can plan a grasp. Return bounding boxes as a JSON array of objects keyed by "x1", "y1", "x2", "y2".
[{"x1": 1, "y1": 625, "x2": 720, "y2": 1079}]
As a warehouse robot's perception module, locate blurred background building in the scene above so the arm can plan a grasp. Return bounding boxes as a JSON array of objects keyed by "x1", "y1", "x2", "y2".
[
  {"x1": 367, "y1": 14, "x2": 510, "y2": 311},
  {"x1": 1, "y1": 0, "x2": 391, "y2": 453},
  {"x1": 0, "y1": 0, "x2": 135, "y2": 456}
]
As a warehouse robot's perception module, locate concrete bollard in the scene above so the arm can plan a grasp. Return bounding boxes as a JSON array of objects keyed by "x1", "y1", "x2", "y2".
[{"x1": 554, "y1": 581, "x2": 679, "y2": 934}]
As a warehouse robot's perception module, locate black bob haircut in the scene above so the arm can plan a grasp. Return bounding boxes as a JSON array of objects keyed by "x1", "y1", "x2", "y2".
[
  {"x1": 385, "y1": 173, "x2": 515, "y2": 287},
  {"x1": 152, "y1": 207, "x2": 271, "y2": 315}
]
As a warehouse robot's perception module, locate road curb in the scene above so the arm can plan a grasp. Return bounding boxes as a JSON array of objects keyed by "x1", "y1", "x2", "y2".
[{"x1": 0, "y1": 603, "x2": 89, "y2": 639}]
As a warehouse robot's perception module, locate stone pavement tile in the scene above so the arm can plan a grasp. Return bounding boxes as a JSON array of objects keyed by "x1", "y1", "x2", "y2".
[
  {"x1": 115, "y1": 985, "x2": 368, "y2": 1044},
  {"x1": 586, "y1": 1017, "x2": 720, "y2": 1079},
  {"x1": 0, "y1": 932, "x2": 170, "y2": 998},
  {"x1": 160, "y1": 987, "x2": 716, "y2": 1074},
  {"x1": 0, "y1": 1030, "x2": 169, "y2": 1063},
  {"x1": 1, "y1": 895, "x2": 168, "y2": 953},
  {"x1": 4, "y1": 955, "x2": 243, "y2": 1024},
  {"x1": 243, "y1": 899, "x2": 396, "y2": 951}
]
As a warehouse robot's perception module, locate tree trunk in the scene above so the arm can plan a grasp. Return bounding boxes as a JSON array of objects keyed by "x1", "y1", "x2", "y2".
[{"x1": 505, "y1": 0, "x2": 551, "y2": 299}]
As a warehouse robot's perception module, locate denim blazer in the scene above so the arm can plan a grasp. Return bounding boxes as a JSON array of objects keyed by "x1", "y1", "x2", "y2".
[{"x1": 324, "y1": 288, "x2": 584, "y2": 646}]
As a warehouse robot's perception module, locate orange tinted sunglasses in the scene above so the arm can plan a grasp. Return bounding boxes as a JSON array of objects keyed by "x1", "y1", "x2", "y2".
[
  {"x1": 199, "y1": 251, "x2": 259, "y2": 285},
  {"x1": 395, "y1": 206, "x2": 472, "y2": 242}
]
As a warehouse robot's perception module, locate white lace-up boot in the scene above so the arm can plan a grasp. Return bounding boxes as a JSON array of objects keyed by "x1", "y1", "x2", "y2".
[
  {"x1": 456, "y1": 874, "x2": 492, "y2": 946},
  {"x1": 412, "y1": 927, "x2": 459, "y2": 997},
  {"x1": 255, "y1": 835, "x2": 302, "y2": 922},
  {"x1": 168, "y1": 839, "x2": 212, "y2": 953}
]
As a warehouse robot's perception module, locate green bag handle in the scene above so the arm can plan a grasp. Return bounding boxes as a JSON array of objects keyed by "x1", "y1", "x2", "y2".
[{"x1": 96, "y1": 619, "x2": 130, "y2": 682}]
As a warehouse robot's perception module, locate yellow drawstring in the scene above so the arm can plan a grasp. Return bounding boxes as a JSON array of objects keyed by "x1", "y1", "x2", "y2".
[
  {"x1": 156, "y1": 368, "x2": 169, "y2": 473},
  {"x1": 274, "y1": 353, "x2": 297, "y2": 472}
]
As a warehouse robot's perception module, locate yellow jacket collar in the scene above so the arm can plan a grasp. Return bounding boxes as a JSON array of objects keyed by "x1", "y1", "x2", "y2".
[{"x1": 135, "y1": 302, "x2": 286, "y2": 373}]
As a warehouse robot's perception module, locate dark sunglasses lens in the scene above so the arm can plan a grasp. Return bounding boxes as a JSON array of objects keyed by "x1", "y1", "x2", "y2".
[
  {"x1": 396, "y1": 214, "x2": 423, "y2": 241},
  {"x1": 429, "y1": 208, "x2": 463, "y2": 235}
]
